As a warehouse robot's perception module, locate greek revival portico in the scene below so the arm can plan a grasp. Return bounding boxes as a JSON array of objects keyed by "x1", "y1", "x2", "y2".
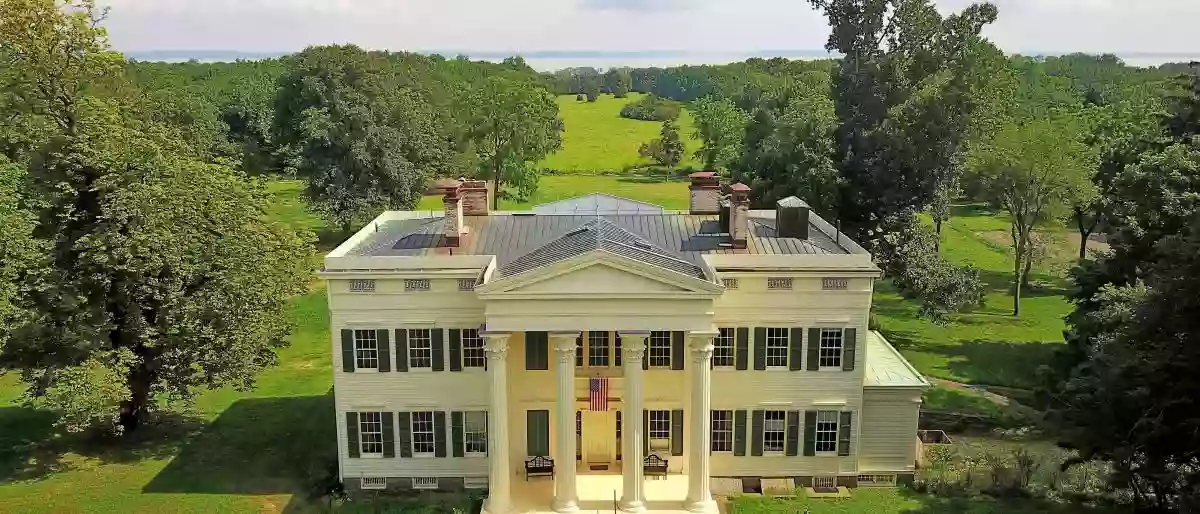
[{"x1": 480, "y1": 329, "x2": 718, "y2": 514}]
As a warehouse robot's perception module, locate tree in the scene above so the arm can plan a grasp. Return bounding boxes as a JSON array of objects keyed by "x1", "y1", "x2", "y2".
[
  {"x1": 874, "y1": 216, "x2": 985, "y2": 323},
  {"x1": 273, "y1": 45, "x2": 454, "y2": 231},
  {"x1": 733, "y1": 95, "x2": 841, "y2": 215},
  {"x1": 605, "y1": 68, "x2": 631, "y2": 98},
  {"x1": 691, "y1": 96, "x2": 749, "y2": 170},
  {"x1": 929, "y1": 174, "x2": 960, "y2": 252},
  {"x1": 639, "y1": 119, "x2": 685, "y2": 168},
  {"x1": 968, "y1": 117, "x2": 1097, "y2": 315},
  {"x1": 467, "y1": 75, "x2": 563, "y2": 209},
  {"x1": 0, "y1": 0, "x2": 314, "y2": 433},
  {"x1": 582, "y1": 74, "x2": 602, "y2": 102}
]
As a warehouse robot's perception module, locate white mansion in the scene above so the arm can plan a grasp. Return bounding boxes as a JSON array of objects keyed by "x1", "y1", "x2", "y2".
[{"x1": 320, "y1": 174, "x2": 928, "y2": 514}]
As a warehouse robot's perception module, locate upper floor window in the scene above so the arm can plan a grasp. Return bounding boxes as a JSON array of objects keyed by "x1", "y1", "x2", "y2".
[
  {"x1": 822, "y1": 277, "x2": 848, "y2": 290},
  {"x1": 648, "y1": 331, "x2": 672, "y2": 368},
  {"x1": 462, "y1": 329, "x2": 485, "y2": 368},
  {"x1": 815, "y1": 411, "x2": 840, "y2": 454},
  {"x1": 722, "y1": 278, "x2": 739, "y2": 289},
  {"x1": 767, "y1": 277, "x2": 793, "y2": 290},
  {"x1": 458, "y1": 278, "x2": 476, "y2": 291},
  {"x1": 359, "y1": 412, "x2": 385, "y2": 457},
  {"x1": 354, "y1": 329, "x2": 379, "y2": 370},
  {"x1": 409, "y1": 329, "x2": 433, "y2": 368},
  {"x1": 712, "y1": 328, "x2": 735, "y2": 367},
  {"x1": 763, "y1": 410, "x2": 786, "y2": 454},
  {"x1": 765, "y1": 328, "x2": 789, "y2": 368},
  {"x1": 349, "y1": 279, "x2": 375, "y2": 292},
  {"x1": 587, "y1": 331, "x2": 610, "y2": 367},
  {"x1": 819, "y1": 328, "x2": 844, "y2": 368},
  {"x1": 405, "y1": 279, "x2": 431, "y2": 292},
  {"x1": 411, "y1": 411, "x2": 436, "y2": 456}
]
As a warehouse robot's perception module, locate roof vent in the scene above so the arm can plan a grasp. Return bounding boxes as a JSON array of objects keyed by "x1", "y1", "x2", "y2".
[
  {"x1": 776, "y1": 196, "x2": 810, "y2": 239},
  {"x1": 633, "y1": 240, "x2": 653, "y2": 249}
]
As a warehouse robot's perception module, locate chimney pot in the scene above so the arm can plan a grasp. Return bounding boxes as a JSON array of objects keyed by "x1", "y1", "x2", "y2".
[
  {"x1": 460, "y1": 179, "x2": 490, "y2": 216},
  {"x1": 438, "y1": 179, "x2": 465, "y2": 247},
  {"x1": 729, "y1": 183, "x2": 751, "y2": 249},
  {"x1": 688, "y1": 171, "x2": 721, "y2": 214}
]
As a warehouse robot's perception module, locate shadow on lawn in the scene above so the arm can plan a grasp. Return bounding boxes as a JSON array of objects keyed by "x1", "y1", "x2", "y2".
[
  {"x1": 975, "y1": 269, "x2": 1071, "y2": 299},
  {"x1": 894, "y1": 487, "x2": 1115, "y2": 513},
  {"x1": 884, "y1": 330, "x2": 1059, "y2": 389}
]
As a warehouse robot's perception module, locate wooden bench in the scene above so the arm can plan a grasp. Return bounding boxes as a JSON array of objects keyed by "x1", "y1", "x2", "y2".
[
  {"x1": 644, "y1": 454, "x2": 668, "y2": 477},
  {"x1": 524, "y1": 455, "x2": 554, "y2": 481}
]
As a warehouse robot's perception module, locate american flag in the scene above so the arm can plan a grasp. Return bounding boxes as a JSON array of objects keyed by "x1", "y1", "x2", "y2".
[{"x1": 588, "y1": 377, "x2": 608, "y2": 411}]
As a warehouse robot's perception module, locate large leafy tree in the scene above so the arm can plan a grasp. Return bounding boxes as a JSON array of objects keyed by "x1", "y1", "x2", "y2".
[
  {"x1": 605, "y1": 68, "x2": 632, "y2": 98},
  {"x1": 467, "y1": 75, "x2": 563, "y2": 209},
  {"x1": 639, "y1": 119, "x2": 685, "y2": 168},
  {"x1": 0, "y1": 0, "x2": 314, "y2": 433},
  {"x1": 690, "y1": 96, "x2": 748, "y2": 171},
  {"x1": 967, "y1": 117, "x2": 1097, "y2": 315},
  {"x1": 274, "y1": 45, "x2": 454, "y2": 230}
]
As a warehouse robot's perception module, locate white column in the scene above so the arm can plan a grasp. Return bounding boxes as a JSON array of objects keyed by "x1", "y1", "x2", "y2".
[
  {"x1": 686, "y1": 332, "x2": 718, "y2": 513},
  {"x1": 551, "y1": 333, "x2": 580, "y2": 513},
  {"x1": 619, "y1": 332, "x2": 649, "y2": 513},
  {"x1": 482, "y1": 333, "x2": 512, "y2": 514}
]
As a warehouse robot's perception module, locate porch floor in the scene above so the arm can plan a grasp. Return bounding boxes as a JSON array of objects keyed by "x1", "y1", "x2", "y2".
[{"x1": 509, "y1": 464, "x2": 695, "y2": 514}]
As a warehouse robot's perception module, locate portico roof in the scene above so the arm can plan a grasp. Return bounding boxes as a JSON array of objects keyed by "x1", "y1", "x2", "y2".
[{"x1": 497, "y1": 218, "x2": 704, "y2": 279}]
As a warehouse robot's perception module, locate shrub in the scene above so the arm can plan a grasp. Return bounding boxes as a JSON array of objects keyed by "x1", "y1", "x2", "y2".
[
  {"x1": 620, "y1": 95, "x2": 681, "y2": 121},
  {"x1": 575, "y1": 94, "x2": 585, "y2": 102}
]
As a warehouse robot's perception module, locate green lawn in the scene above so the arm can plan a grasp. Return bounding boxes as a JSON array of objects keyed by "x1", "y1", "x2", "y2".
[
  {"x1": 731, "y1": 488, "x2": 1108, "y2": 514},
  {"x1": 416, "y1": 173, "x2": 693, "y2": 211},
  {"x1": 538, "y1": 93, "x2": 703, "y2": 173}
]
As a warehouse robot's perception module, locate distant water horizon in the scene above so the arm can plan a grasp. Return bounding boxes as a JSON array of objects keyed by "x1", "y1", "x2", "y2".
[{"x1": 125, "y1": 49, "x2": 1200, "y2": 70}]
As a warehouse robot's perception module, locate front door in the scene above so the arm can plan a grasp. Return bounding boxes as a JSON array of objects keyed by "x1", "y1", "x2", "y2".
[{"x1": 583, "y1": 410, "x2": 615, "y2": 469}]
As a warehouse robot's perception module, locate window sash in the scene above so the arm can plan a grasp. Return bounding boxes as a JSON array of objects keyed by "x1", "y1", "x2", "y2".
[
  {"x1": 711, "y1": 410, "x2": 733, "y2": 452},
  {"x1": 765, "y1": 328, "x2": 789, "y2": 368},
  {"x1": 462, "y1": 329, "x2": 486, "y2": 368},
  {"x1": 409, "y1": 329, "x2": 433, "y2": 368},
  {"x1": 587, "y1": 331, "x2": 610, "y2": 367},
  {"x1": 648, "y1": 331, "x2": 672, "y2": 368},
  {"x1": 464, "y1": 411, "x2": 487, "y2": 455},
  {"x1": 354, "y1": 330, "x2": 379, "y2": 370},
  {"x1": 712, "y1": 328, "x2": 735, "y2": 367},
  {"x1": 763, "y1": 410, "x2": 786, "y2": 453},
  {"x1": 649, "y1": 410, "x2": 671, "y2": 450},
  {"x1": 815, "y1": 410, "x2": 839, "y2": 454},
  {"x1": 819, "y1": 328, "x2": 844, "y2": 368},
  {"x1": 411, "y1": 411, "x2": 436, "y2": 455},
  {"x1": 359, "y1": 412, "x2": 384, "y2": 456}
]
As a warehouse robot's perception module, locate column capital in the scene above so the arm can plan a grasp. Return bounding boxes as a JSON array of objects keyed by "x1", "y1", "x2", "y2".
[
  {"x1": 483, "y1": 332, "x2": 511, "y2": 359},
  {"x1": 553, "y1": 336, "x2": 576, "y2": 365}
]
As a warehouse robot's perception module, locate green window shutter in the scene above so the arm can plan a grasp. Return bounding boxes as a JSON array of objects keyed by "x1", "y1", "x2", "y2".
[
  {"x1": 838, "y1": 411, "x2": 853, "y2": 456},
  {"x1": 750, "y1": 410, "x2": 765, "y2": 456},
  {"x1": 803, "y1": 410, "x2": 817, "y2": 457},
  {"x1": 615, "y1": 335, "x2": 622, "y2": 367},
  {"x1": 449, "y1": 329, "x2": 463, "y2": 372},
  {"x1": 377, "y1": 329, "x2": 391, "y2": 372},
  {"x1": 397, "y1": 411, "x2": 413, "y2": 458},
  {"x1": 842, "y1": 328, "x2": 857, "y2": 371},
  {"x1": 576, "y1": 336, "x2": 584, "y2": 367},
  {"x1": 670, "y1": 409, "x2": 684, "y2": 456},
  {"x1": 451, "y1": 411, "x2": 465, "y2": 457},
  {"x1": 788, "y1": 327, "x2": 803, "y2": 371},
  {"x1": 735, "y1": 328, "x2": 749, "y2": 370},
  {"x1": 382, "y1": 411, "x2": 396, "y2": 457},
  {"x1": 346, "y1": 412, "x2": 360, "y2": 458},
  {"x1": 671, "y1": 332, "x2": 685, "y2": 370},
  {"x1": 526, "y1": 332, "x2": 548, "y2": 370},
  {"x1": 432, "y1": 329, "x2": 445, "y2": 371},
  {"x1": 753, "y1": 328, "x2": 767, "y2": 370},
  {"x1": 733, "y1": 410, "x2": 747, "y2": 456},
  {"x1": 341, "y1": 330, "x2": 355, "y2": 372},
  {"x1": 643, "y1": 409, "x2": 650, "y2": 455},
  {"x1": 527, "y1": 410, "x2": 549, "y2": 456},
  {"x1": 806, "y1": 328, "x2": 821, "y2": 371},
  {"x1": 395, "y1": 330, "x2": 409, "y2": 372},
  {"x1": 785, "y1": 411, "x2": 800, "y2": 456},
  {"x1": 434, "y1": 411, "x2": 447, "y2": 457}
]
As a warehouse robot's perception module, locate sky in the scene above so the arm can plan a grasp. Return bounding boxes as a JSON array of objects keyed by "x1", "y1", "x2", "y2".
[{"x1": 99, "y1": 0, "x2": 1200, "y2": 63}]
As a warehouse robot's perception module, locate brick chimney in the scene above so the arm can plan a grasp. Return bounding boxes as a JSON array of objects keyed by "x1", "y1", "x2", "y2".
[
  {"x1": 460, "y1": 179, "x2": 490, "y2": 215},
  {"x1": 729, "y1": 183, "x2": 751, "y2": 249},
  {"x1": 436, "y1": 178, "x2": 465, "y2": 247},
  {"x1": 688, "y1": 171, "x2": 720, "y2": 214}
]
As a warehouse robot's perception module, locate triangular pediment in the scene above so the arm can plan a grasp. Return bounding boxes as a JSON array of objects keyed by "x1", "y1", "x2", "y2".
[{"x1": 475, "y1": 250, "x2": 723, "y2": 298}]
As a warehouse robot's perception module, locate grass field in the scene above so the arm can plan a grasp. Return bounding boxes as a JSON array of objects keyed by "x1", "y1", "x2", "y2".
[
  {"x1": 538, "y1": 93, "x2": 703, "y2": 173},
  {"x1": 731, "y1": 488, "x2": 1108, "y2": 514}
]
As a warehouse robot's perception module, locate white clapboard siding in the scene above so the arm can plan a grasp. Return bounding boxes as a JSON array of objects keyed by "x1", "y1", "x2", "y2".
[{"x1": 858, "y1": 389, "x2": 922, "y2": 472}]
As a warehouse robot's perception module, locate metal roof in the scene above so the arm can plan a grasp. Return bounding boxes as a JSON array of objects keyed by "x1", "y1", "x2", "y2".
[
  {"x1": 533, "y1": 194, "x2": 665, "y2": 215},
  {"x1": 863, "y1": 331, "x2": 929, "y2": 388},
  {"x1": 496, "y1": 218, "x2": 705, "y2": 278}
]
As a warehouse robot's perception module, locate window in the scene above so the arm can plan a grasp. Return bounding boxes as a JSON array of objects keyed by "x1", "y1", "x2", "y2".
[
  {"x1": 412, "y1": 477, "x2": 439, "y2": 490},
  {"x1": 458, "y1": 278, "x2": 476, "y2": 291},
  {"x1": 354, "y1": 330, "x2": 379, "y2": 370},
  {"x1": 588, "y1": 331, "x2": 610, "y2": 367},
  {"x1": 763, "y1": 410, "x2": 786, "y2": 454},
  {"x1": 814, "y1": 476, "x2": 837, "y2": 490},
  {"x1": 462, "y1": 329, "x2": 485, "y2": 368},
  {"x1": 722, "y1": 278, "x2": 739, "y2": 289},
  {"x1": 359, "y1": 412, "x2": 385, "y2": 456},
  {"x1": 349, "y1": 279, "x2": 375, "y2": 292},
  {"x1": 822, "y1": 277, "x2": 848, "y2": 290},
  {"x1": 767, "y1": 277, "x2": 793, "y2": 290},
  {"x1": 411, "y1": 411, "x2": 436, "y2": 455},
  {"x1": 711, "y1": 410, "x2": 733, "y2": 452},
  {"x1": 464, "y1": 411, "x2": 487, "y2": 455},
  {"x1": 816, "y1": 411, "x2": 839, "y2": 454},
  {"x1": 819, "y1": 329, "x2": 844, "y2": 368},
  {"x1": 648, "y1": 410, "x2": 671, "y2": 451},
  {"x1": 360, "y1": 477, "x2": 387, "y2": 490},
  {"x1": 857, "y1": 474, "x2": 897, "y2": 487},
  {"x1": 648, "y1": 331, "x2": 672, "y2": 368},
  {"x1": 712, "y1": 328, "x2": 735, "y2": 367},
  {"x1": 408, "y1": 329, "x2": 433, "y2": 368},
  {"x1": 765, "y1": 328, "x2": 789, "y2": 368},
  {"x1": 405, "y1": 279, "x2": 430, "y2": 291}
]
